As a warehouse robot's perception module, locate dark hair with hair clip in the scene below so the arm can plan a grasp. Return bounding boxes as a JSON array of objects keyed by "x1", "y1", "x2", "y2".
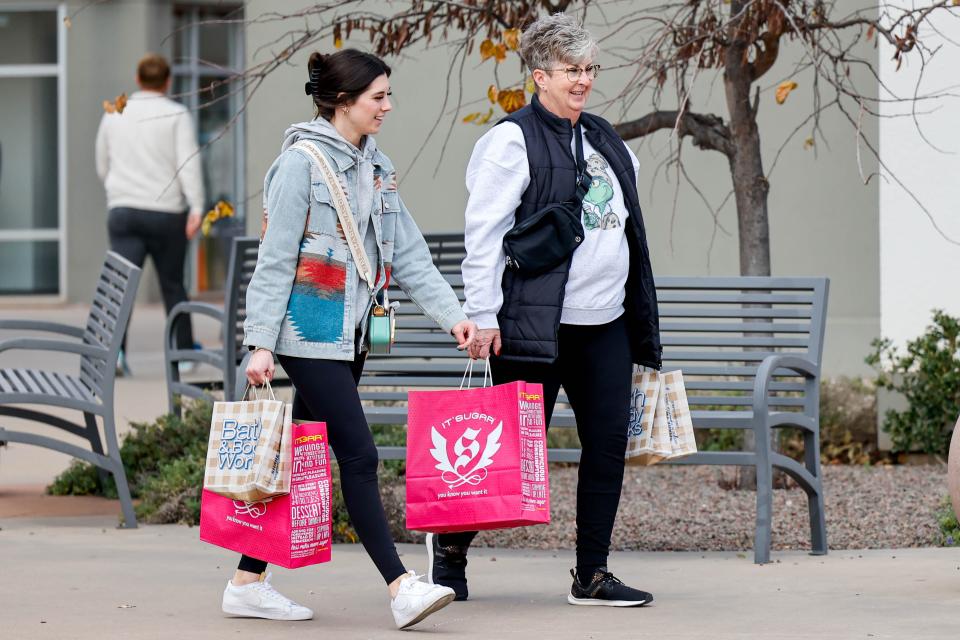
[{"x1": 304, "y1": 49, "x2": 391, "y2": 120}]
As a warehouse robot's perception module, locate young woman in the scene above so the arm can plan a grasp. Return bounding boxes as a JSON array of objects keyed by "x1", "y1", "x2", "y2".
[{"x1": 229, "y1": 48, "x2": 477, "y2": 629}]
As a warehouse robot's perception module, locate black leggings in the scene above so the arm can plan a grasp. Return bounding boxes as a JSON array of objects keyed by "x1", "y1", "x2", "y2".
[
  {"x1": 237, "y1": 352, "x2": 407, "y2": 584},
  {"x1": 437, "y1": 316, "x2": 633, "y2": 575}
]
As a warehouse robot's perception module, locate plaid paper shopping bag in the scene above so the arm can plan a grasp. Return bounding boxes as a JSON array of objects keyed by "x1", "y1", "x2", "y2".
[
  {"x1": 625, "y1": 368, "x2": 671, "y2": 466},
  {"x1": 203, "y1": 384, "x2": 292, "y2": 501},
  {"x1": 658, "y1": 370, "x2": 697, "y2": 460}
]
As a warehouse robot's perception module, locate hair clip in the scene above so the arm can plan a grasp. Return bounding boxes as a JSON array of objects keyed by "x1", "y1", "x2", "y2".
[{"x1": 304, "y1": 67, "x2": 322, "y2": 98}]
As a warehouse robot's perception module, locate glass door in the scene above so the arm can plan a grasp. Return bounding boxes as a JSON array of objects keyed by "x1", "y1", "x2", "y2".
[
  {"x1": 0, "y1": 5, "x2": 65, "y2": 296},
  {"x1": 172, "y1": 4, "x2": 245, "y2": 295}
]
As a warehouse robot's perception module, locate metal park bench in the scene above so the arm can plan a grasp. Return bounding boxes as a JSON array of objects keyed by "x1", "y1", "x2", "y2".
[
  {"x1": 357, "y1": 268, "x2": 830, "y2": 565},
  {"x1": 219, "y1": 233, "x2": 830, "y2": 564},
  {"x1": 0, "y1": 252, "x2": 142, "y2": 527},
  {"x1": 164, "y1": 237, "x2": 259, "y2": 414}
]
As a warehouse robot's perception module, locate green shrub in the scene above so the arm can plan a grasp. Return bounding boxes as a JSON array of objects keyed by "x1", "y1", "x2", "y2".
[
  {"x1": 135, "y1": 452, "x2": 205, "y2": 525},
  {"x1": 48, "y1": 459, "x2": 104, "y2": 497},
  {"x1": 867, "y1": 310, "x2": 960, "y2": 455},
  {"x1": 697, "y1": 429, "x2": 743, "y2": 452},
  {"x1": 47, "y1": 402, "x2": 212, "y2": 500},
  {"x1": 47, "y1": 402, "x2": 409, "y2": 537},
  {"x1": 936, "y1": 496, "x2": 959, "y2": 546}
]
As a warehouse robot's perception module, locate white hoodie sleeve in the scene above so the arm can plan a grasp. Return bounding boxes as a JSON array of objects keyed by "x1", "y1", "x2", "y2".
[
  {"x1": 174, "y1": 108, "x2": 205, "y2": 216},
  {"x1": 625, "y1": 141, "x2": 640, "y2": 182},
  {"x1": 461, "y1": 122, "x2": 530, "y2": 330},
  {"x1": 95, "y1": 114, "x2": 111, "y2": 183}
]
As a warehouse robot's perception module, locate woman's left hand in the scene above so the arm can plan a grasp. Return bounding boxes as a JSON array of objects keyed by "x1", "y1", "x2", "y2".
[{"x1": 451, "y1": 320, "x2": 478, "y2": 351}]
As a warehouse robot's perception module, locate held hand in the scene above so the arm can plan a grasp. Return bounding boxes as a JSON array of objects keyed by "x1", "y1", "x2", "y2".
[
  {"x1": 245, "y1": 349, "x2": 275, "y2": 386},
  {"x1": 452, "y1": 320, "x2": 478, "y2": 351},
  {"x1": 186, "y1": 211, "x2": 203, "y2": 240},
  {"x1": 469, "y1": 328, "x2": 501, "y2": 360}
]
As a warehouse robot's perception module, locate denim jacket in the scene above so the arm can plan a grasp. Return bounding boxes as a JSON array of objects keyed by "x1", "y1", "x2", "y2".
[{"x1": 243, "y1": 118, "x2": 466, "y2": 360}]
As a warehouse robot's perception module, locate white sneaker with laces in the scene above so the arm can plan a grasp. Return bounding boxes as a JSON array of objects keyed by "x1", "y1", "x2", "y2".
[
  {"x1": 221, "y1": 573, "x2": 313, "y2": 621},
  {"x1": 391, "y1": 571, "x2": 456, "y2": 630}
]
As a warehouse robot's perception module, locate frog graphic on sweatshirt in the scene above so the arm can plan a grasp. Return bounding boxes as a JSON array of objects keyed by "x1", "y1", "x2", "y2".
[{"x1": 582, "y1": 153, "x2": 621, "y2": 231}]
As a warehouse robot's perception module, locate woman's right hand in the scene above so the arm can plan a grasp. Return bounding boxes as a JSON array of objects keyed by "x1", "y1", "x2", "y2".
[
  {"x1": 246, "y1": 348, "x2": 275, "y2": 386},
  {"x1": 469, "y1": 329, "x2": 502, "y2": 360}
]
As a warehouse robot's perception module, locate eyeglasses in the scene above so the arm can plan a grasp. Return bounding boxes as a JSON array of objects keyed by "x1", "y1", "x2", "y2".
[{"x1": 546, "y1": 64, "x2": 600, "y2": 83}]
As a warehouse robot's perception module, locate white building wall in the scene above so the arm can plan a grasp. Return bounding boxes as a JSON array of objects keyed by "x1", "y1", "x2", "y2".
[{"x1": 879, "y1": 8, "x2": 960, "y2": 349}]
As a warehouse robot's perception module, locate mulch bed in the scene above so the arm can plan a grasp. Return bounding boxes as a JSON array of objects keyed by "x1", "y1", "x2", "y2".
[{"x1": 393, "y1": 464, "x2": 948, "y2": 552}]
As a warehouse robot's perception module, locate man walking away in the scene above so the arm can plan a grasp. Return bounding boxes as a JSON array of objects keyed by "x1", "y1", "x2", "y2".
[{"x1": 95, "y1": 53, "x2": 204, "y2": 375}]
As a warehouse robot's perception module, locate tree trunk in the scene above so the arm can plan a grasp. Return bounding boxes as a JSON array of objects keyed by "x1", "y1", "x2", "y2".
[{"x1": 725, "y1": 3, "x2": 772, "y2": 491}]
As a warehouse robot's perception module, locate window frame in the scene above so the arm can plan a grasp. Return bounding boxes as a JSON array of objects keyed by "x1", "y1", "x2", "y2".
[
  {"x1": 170, "y1": 4, "x2": 246, "y2": 295},
  {"x1": 0, "y1": 3, "x2": 67, "y2": 300}
]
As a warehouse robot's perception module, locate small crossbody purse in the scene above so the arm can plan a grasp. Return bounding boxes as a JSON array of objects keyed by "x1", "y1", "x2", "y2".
[{"x1": 291, "y1": 140, "x2": 395, "y2": 354}]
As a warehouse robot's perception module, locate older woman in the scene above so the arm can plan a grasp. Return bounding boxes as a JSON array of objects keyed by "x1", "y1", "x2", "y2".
[{"x1": 427, "y1": 13, "x2": 661, "y2": 606}]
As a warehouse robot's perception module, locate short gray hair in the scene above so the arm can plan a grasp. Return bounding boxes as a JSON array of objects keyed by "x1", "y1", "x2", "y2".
[{"x1": 519, "y1": 13, "x2": 598, "y2": 73}]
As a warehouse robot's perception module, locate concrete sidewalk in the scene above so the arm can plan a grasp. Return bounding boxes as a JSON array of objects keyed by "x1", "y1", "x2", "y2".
[{"x1": 0, "y1": 516, "x2": 957, "y2": 639}]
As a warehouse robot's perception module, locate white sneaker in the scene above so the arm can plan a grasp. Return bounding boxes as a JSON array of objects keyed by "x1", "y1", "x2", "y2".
[
  {"x1": 221, "y1": 573, "x2": 313, "y2": 621},
  {"x1": 391, "y1": 571, "x2": 456, "y2": 630}
]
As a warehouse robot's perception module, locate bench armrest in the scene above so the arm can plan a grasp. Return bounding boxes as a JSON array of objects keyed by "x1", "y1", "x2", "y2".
[
  {"x1": 0, "y1": 320, "x2": 85, "y2": 339},
  {"x1": 166, "y1": 301, "x2": 225, "y2": 325},
  {"x1": 752, "y1": 354, "x2": 819, "y2": 419},
  {"x1": 165, "y1": 301, "x2": 225, "y2": 351},
  {"x1": 0, "y1": 337, "x2": 110, "y2": 360}
]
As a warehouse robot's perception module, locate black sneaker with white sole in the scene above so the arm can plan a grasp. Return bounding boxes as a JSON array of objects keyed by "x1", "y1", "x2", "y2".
[
  {"x1": 426, "y1": 532, "x2": 469, "y2": 601},
  {"x1": 567, "y1": 568, "x2": 653, "y2": 607}
]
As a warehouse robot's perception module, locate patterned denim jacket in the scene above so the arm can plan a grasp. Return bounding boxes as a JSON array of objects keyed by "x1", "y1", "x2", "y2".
[{"x1": 243, "y1": 119, "x2": 466, "y2": 360}]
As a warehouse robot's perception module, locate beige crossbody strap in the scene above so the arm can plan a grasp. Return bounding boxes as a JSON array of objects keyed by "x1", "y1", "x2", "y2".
[{"x1": 291, "y1": 140, "x2": 374, "y2": 292}]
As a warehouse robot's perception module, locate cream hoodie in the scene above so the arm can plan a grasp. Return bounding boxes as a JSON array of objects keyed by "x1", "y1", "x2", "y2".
[{"x1": 95, "y1": 90, "x2": 204, "y2": 214}]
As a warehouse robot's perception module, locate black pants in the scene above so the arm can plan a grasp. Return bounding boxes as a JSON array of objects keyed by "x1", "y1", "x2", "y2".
[
  {"x1": 438, "y1": 316, "x2": 633, "y2": 575},
  {"x1": 107, "y1": 207, "x2": 193, "y2": 351},
  {"x1": 238, "y1": 352, "x2": 408, "y2": 584}
]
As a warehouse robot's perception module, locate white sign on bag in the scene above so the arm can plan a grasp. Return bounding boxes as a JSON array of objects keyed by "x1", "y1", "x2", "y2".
[{"x1": 430, "y1": 420, "x2": 503, "y2": 489}]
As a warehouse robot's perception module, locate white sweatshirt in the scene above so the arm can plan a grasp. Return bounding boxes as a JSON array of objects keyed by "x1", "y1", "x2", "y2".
[
  {"x1": 95, "y1": 90, "x2": 204, "y2": 215},
  {"x1": 461, "y1": 121, "x2": 641, "y2": 329}
]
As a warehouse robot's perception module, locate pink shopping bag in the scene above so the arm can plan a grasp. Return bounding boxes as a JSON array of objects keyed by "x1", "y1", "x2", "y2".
[
  {"x1": 406, "y1": 380, "x2": 550, "y2": 533},
  {"x1": 200, "y1": 421, "x2": 332, "y2": 569}
]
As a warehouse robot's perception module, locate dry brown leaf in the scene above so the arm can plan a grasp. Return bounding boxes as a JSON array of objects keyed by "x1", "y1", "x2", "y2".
[
  {"x1": 487, "y1": 84, "x2": 499, "y2": 104},
  {"x1": 114, "y1": 93, "x2": 128, "y2": 114},
  {"x1": 775, "y1": 81, "x2": 797, "y2": 105},
  {"x1": 497, "y1": 89, "x2": 526, "y2": 113},
  {"x1": 866, "y1": 24, "x2": 875, "y2": 41},
  {"x1": 525, "y1": 77, "x2": 536, "y2": 94},
  {"x1": 102, "y1": 100, "x2": 116, "y2": 114},
  {"x1": 493, "y1": 43, "x2": 507, "y2": 63},
  {"x1": 476, "y1": 108, "x2": 494, "y2": 124},
  {"x1": 503, "y1": 28, "x2": 520, "y2": 51},
  {"x1": 479, "y1": 39, "x2": 496, "y2": 61},
  {"x1": 462, "y1": 112, "x2": 481, "y2": 123},
  {"x1": 334, "y1": 37, "x2": 343, "y2": 49},
  {"x1": 804, "y1": 137, "x2": 815, "y2": 150}
]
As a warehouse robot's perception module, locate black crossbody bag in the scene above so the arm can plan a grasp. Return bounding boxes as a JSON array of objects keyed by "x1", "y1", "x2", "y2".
[{"x1": 502, "y1": 122, "x2": 590, "y2": 276}]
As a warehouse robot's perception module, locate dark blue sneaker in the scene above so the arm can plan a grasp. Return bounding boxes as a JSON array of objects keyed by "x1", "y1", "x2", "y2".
[{"x1": 568, "y1": 568, "x2": 653, "y2": 607}]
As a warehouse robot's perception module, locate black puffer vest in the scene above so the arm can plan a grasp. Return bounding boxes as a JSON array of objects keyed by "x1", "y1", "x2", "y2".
[{"x1": 496, "y1": 94, "x2": 662, "y2": 368}]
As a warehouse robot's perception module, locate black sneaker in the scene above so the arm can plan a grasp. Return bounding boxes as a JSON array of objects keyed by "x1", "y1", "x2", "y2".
[
  {"x1": 567, "y1": 568, "x2": 653, "y2": 607},
  {"x1": 426, "y1": 533, "x2": 469, "y2": 601}
]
